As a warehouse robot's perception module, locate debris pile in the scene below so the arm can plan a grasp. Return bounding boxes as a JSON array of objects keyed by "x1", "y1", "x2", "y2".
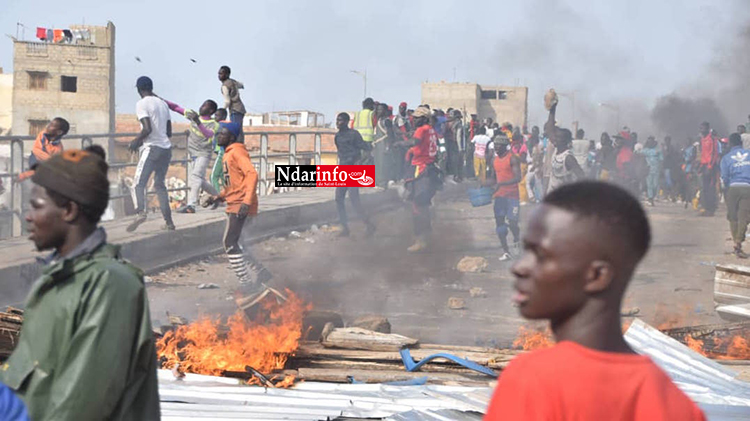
[
  {"x1": 0, "y1": 307, "x2": 23, "y2": 361},
  {"x1": 662, "y1": 321, "x2": 750, "y2": 360}
]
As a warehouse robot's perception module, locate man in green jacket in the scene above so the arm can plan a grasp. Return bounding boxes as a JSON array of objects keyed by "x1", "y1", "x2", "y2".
[{"x1": 0, "y1": 147, "x2": 160, "y2": 420}]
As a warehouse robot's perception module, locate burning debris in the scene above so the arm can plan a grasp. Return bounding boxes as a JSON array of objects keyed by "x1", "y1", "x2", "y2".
[
  {"x1": 662, "y1": 322, "x2": 750, "y2": 360},
  {"x1": 156, "y1": 289, "x2": 311, "y2": 387},
  {"x1": 512, "y1": 326, "x2": 555, "y2": 351}
]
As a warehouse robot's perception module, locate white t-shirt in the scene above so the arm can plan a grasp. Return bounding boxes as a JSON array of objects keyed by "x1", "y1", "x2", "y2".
[
  {"x1": 471, "y1": 134, "x2": 490, "y2": 158},
  {"x1": 472, "y1": 134, "x2": 491, "y2": 158},
  {"x1": 135, "y1": 96, "x2": 171, "y2": 149}
]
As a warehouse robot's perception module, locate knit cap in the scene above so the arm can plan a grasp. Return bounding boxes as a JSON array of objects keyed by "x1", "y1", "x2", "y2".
[{"x1": 32, "y1": 149, "x2": 109, "y2": 213}]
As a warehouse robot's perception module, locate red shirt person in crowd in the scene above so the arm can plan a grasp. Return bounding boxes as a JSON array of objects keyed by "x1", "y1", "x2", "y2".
[
  {"x1": 484, "y1": 182, "x2": 705, "y2": 421},
  {"x1": 398, "y1": 106, "x2": 439, "y2": 252},
  {"x1": 698, "y1": 121, "x2": 720, "y2": 216},
  {"x1": 489, "y1": 136, "x2": 522, "y2": 261}
]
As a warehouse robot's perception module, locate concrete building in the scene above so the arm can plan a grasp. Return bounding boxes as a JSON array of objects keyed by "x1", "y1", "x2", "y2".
[
  {"x1": 11, "y1": 22, "x2": 115, "y2": 151},
  {"x1": 0, "y1": 68, "x2": 11, "y2": 135},
  {"x1": 421, "y1": 82, "x2": 528, "y2": 128},
  {"x1": 244, "y1": 111, "x2": 327, "y2": 128}
]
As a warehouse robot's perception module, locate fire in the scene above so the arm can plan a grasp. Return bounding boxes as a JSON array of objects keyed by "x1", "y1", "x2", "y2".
[
  {"x1": 726, "y1": 336, "x2": 750, "y2": 359},
  {"x1": 513, "y1": 326, "x2": 555, "y2": 351},
  {"x1": 156, "y1": 289, "x2": 311, "y2": 386},
  {"x1": 683, "y1": 334, "x2": 750, "y2": 360},
  {"x1": 684, "y1": 335, "x2": 704, "y2": 353}
]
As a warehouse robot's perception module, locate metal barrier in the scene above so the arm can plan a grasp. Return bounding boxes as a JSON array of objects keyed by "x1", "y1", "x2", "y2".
[{"x1": 0, "y1": 129, "x2": 326, "y2": 239}]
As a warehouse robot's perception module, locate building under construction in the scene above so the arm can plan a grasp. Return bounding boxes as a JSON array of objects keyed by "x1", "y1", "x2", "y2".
[{"x1": 422, "y1": 81, "x2": 528, "y2": 128}]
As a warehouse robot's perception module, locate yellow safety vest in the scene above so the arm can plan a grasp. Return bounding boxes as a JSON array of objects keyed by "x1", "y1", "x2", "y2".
[{"x1": 354, "y1": 109, "x2": 374, "y2": 142}]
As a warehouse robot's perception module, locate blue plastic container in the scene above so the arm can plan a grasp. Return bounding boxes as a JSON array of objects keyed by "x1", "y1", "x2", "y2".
[{"x1": 468, "y1": 186, "x2": 494, "y2": 207}]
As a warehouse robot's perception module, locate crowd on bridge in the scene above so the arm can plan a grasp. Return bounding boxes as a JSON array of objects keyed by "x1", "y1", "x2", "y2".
[{"x1": 0, "y1": 58, "x2": 738, "y2": 420}]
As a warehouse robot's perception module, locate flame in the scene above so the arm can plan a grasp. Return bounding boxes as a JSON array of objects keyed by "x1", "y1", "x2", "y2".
[
  {"x1": 156, "y1": 289, "x2": 311, "y2": 386},
  {"x1": 513, "y1": 326, "x2": 555, "y2": 351},
  {"x1": 726, "y1": 336, "x2": 750, "y2": 359},
  {"x1": 684, "y1": 335, "x2": 705, "y2": 353},
  {"x1": 683, "y1": 334, "x2": 750, "y2": 360}
]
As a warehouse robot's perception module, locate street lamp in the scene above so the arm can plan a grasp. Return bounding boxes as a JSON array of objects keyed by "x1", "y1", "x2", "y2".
[
  {"x1": 598, "y1": 102, "x2": 620, "y2": 132},
  {"x1": 350, "y1": 70, "x2": 367, "y2": 99}
]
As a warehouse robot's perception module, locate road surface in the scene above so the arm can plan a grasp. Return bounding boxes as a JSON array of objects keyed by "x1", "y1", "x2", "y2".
[{"x1": 146, "y1": 188, "x2": 729, "y2": 347}]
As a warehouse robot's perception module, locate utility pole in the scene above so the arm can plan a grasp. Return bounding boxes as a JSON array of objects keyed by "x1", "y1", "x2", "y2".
[{"x1": 350, "y1": 70, "x2": 367, "y2": 99}]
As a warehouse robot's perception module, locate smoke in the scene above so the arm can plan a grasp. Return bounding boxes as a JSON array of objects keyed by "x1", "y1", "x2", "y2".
[
  {"x1": 488, "y1": 0, "x2": 750, "y2": 141},
  {"x1": 649, "y1": 22, "x2": 750, "y2": 141},
  {"x1": 651, "y1": 95, "x2": 728, "y2": 142}
]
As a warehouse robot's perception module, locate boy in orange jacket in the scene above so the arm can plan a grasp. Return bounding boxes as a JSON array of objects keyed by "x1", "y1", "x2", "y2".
[
  {"x1": 205, "y1": 123, "x2": 271, "y2": 292},
  {"x1": 18, "y1": 117, "x2": 69, "y2": 181}
]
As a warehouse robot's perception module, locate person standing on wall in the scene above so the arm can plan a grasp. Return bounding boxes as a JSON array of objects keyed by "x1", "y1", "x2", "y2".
[{"x1": 218, "y1": 65, "x2": 246, "y2": 140}]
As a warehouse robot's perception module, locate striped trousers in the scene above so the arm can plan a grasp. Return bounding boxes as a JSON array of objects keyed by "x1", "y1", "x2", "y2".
[{"x1": 223, "y1": 213, "x2": 260, "y2": 284}]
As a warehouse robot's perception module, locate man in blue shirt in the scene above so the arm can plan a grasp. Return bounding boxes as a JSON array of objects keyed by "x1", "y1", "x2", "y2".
[{"x1": 720, "y1": 133, "x2": 750, "y2": 258}]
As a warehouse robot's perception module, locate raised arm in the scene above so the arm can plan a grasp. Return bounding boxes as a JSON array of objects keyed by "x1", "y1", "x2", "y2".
[
  {"x1": 544, "y1": 102, "x2": 558, "y2": 149},
  {"x1": 163, "y1": 99, "x2": 186, "y2": 115}
]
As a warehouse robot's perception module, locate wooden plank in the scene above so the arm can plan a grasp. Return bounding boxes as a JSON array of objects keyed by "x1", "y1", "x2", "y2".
[
  {"x1": 296, "y1": 367, "x2": 492, "y2": 386},
  {"x1": 320, "y1": 327, "x2": 418, "y2": 351},
  {"x1": 296, "y1": 342, "x2": 519, "y2": 367},
  {"x1": 289, "y1": 358, "x2": 498, "y2": 374},
  {"x1": 5, "y1": 307, "x2": 23, "y2": 316},
  {"x1": 0, "y1": 314, "x2": 22, "y2": 325}
]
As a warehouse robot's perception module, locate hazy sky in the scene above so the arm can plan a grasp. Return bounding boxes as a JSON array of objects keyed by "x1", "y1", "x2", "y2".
[{"x1": 2, "y1": 0, "x2": 748, "y2": 132}]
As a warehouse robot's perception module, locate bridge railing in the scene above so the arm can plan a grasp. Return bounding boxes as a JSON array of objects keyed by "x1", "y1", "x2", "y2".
[{"x1": 0, "y1": 130, "x2": 324, "y2": 239}]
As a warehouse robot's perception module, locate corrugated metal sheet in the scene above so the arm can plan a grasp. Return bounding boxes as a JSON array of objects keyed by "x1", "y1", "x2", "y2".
[
  {"x1": 158, "y1": 370, "x2": 492, "y2": 420},
  {"x1": 624, "y1": 319, "x2": 750, "y2": 420},
  {"x1": 159, "y1": 320, "x2": 750, "y2": 420},
  {"x1": 386, "y1": 409, "x2": 483, "y2": 421}
]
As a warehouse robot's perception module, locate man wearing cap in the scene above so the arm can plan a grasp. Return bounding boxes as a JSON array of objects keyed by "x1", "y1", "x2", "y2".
[
  {"x1": 205, "y1": 123, "x2": 273, "y2": 289},
  {"x1": 127, "y1": 76, "x2": 175, "y2": 232},
  {"x1": 0, "y1": 149, "x2": 160, "y2": 420},
  {"x1": 395, "y1": 106, "x2": 441, "y2": 252}
]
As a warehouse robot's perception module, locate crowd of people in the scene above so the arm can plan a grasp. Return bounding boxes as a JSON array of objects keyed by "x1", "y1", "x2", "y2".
[
  {"x1": 0, "y1": 66, "x2": 737, "y2": 420},
  {"x1": 344, "y1": 89, "x2": 750, "y2": 261}
]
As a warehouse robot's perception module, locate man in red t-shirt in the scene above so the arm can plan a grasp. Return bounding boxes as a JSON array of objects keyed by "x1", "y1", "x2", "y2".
[
  {"x1": 698, "y1": 121, "x2": 719, "y2": 216},
  {"x1": 484, "y1": 181, "x2": 705, "y2": 421},
  {"x1": 396, "y1": 106, "x2": 439, "y2": 252},
  {"x1": 487, "y1": 136, "x2": 522, "y2": 261}
]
